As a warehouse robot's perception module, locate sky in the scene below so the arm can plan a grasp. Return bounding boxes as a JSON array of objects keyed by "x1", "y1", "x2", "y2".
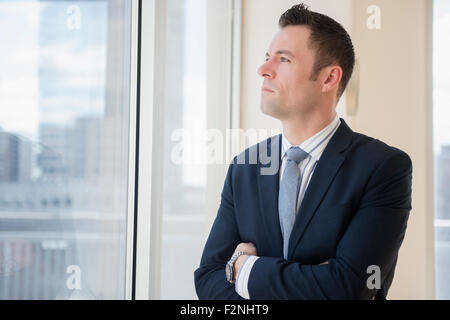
[
  {"x1": 181, "y1": 0, "x2": 207, "y2": 187},
  {"x1": 0, "y1": 1, "x2": 107, "y2": 142},
  {"x1": 0, "y1": 0, "x2": 449, "y2": 155}
]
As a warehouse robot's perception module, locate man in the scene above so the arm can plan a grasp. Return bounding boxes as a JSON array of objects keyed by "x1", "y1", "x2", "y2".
[{"x1": 194, "y1": 4, "x2": 412, "y2": 300}]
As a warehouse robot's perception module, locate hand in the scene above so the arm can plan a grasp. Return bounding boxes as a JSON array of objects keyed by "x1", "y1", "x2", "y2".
[
  {"x1": 234, "y1": 242, "x2": 257, "y2": 256},
  {"x1": 232, "y1": 242, "x2": 257, "y2": 282},
  {"x1": 233, "y1": 255, "x2": 249, "y2": 282}
]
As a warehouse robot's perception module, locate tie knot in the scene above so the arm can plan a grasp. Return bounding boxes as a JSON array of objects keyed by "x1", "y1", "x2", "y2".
[{"x1": 285, "y1": 147, "x2": 309, "y2": 165}]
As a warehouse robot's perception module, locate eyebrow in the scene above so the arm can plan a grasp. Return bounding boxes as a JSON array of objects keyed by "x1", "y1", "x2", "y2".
[{"x1": 265, "y1": 50, "x2": 295, "y2": 58}]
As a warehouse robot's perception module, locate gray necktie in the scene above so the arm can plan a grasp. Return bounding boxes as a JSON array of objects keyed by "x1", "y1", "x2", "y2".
[{"x1": 279, "y1": 146, "x2": 309, "y2": 259}]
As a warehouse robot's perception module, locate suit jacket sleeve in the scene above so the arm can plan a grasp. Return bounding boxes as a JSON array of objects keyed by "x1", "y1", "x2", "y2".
[
  {"x1": 194, "y1": 159, "x2": 245, "y2": 300},
  {"x1": 247, "y1": 150, "x2": 413, "y2": 299}
]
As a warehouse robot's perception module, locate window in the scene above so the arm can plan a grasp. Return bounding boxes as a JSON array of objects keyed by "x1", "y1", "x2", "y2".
[
  {"x1": 0, "y1": 0, "x2": 135, "y2": 299},
  {"x1": 433, "y1": 0, "x2": 450, "y2": 300},
  {"x1": 158, "y1": 0, "x2": 236, "y2": 299},
  {"x1": 0, "y1": 0, "x2": 236, "y2": 300}
]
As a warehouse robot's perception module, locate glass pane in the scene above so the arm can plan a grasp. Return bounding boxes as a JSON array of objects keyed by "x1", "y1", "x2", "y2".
[
  {"x1": 0, "y1": 0, "x2": 132, "y2": 299},
  {"x1": 433, "y1": 0, "x2": 450, "y2": 300},
  {"x1": 160, "y1": 0, "x2": 230, "y2": 299}
]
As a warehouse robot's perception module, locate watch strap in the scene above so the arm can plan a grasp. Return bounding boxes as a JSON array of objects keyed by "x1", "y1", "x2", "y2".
[{"x1": 226, "y1": 251, "x2": 246, "y2": 283}]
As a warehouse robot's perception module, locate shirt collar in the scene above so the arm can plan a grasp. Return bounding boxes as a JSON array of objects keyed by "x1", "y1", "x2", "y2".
[{"x1": 281, "y1": 113, "x2": 340, "y2": 160}]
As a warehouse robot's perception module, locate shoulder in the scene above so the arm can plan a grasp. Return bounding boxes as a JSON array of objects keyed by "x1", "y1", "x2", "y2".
[{"x1": 348, "y1": 131, "x2": 412, "y2": 174}]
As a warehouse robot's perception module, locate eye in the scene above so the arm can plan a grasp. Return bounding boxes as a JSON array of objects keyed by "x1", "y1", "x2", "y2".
[{"x1": 280, "y1": 57, "x2": 290, "y2": 63}]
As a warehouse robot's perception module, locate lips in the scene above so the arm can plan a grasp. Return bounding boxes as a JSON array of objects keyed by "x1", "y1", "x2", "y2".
[{"x1": 262, "y1": 86, "x2": 275, "y2": 93}]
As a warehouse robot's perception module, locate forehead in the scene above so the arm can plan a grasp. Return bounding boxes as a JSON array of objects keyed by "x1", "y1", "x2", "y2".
[{"x1": 267, "y1": 25, "x2": 313, "y2": 57}]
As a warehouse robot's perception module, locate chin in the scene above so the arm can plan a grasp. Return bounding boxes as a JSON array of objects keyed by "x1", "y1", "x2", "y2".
[{"x1": 261, "y1": 102, "x2": 282, "y2": 120}]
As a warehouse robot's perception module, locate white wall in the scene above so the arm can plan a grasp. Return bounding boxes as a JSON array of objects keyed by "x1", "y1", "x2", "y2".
[{"x1": 349, "y1": 0, "x2": 434, "y2": 299}]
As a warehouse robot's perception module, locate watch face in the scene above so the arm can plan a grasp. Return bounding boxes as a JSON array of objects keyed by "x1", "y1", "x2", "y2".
[{"x1": 225, "y1": 263, "x2": 232, "y2": 282}]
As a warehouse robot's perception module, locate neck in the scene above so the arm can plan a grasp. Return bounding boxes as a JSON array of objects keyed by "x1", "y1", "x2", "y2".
[{"x1": 282, "y1": 109, "x2": 336, "y2": 146}]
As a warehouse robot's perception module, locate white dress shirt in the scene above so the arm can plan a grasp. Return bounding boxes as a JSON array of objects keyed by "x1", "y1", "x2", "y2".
[{"x1": 235, "y1": 113, "x2": 342, "y2": 299}]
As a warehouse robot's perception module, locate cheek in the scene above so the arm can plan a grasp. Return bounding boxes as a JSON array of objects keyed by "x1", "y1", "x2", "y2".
[
  {"x1": 286, "y1": 78, "x2": 319, "y2": 107},
  {"x1": 286, "y1": 75, "x2": 309, "y2": 97},
  {"x1": 277, "y1": 66, "x2": 311, "y2": 99}
]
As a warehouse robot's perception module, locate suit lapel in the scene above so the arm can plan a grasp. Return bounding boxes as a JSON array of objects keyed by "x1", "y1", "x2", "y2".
[
  {"x1": 287, "y1": 118, "x2": 354, "y2": 259},
  {"x1": 256, "y1": 134, "x2": 283, "y2": 256}
]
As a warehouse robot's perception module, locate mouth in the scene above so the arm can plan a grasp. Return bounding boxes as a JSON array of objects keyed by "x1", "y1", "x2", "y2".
[{"x1": 262, "y1": 86, "x2": 275, "y2": 93}]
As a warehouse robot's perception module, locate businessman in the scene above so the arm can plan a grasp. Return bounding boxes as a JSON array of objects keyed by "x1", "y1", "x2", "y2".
[{"x1": 194, "y1": 4, "x2": 412, "y2": 300}]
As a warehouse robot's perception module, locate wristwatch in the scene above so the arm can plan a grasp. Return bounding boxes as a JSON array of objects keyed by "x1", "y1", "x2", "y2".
[{"x1": 225, "y1": 251, "x2": 247, "y2": 283}]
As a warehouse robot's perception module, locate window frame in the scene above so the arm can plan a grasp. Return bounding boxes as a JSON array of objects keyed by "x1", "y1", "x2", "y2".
[
  {"x1": 133, "y1": 0, "x2": 242, "y2": 299},
  {"x1": 125, "y1": 0, "x2": 141, "y2": 300}
]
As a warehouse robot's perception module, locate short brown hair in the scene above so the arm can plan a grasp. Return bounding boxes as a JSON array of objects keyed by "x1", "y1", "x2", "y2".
[{"x1": 279, "y1": 3, "x2": 355, "y2": 98}]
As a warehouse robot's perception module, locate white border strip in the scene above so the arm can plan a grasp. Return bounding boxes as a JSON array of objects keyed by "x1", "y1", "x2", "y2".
[
  {"x1": 426, "y1": 0, "x2": 436, "y2": 300},
  {"x1": 134, "y1": 0, "x2": 154, "y2": 300},
  {"x1": 134, "y1": 0, "x2": 166, "y2": 300},
  {"x1": 230, "y1": 0, "x2": 242, "y2": 147},
  {"x1": 125, "y1": 0, "x2": 140, "y2": 300}
]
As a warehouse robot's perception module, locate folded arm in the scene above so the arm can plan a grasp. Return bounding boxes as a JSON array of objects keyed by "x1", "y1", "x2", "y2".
[
  {"x1": 247, "y1": 151, "x2": 412, "y2": 299},
  {"x1": 194, "y1": 161, "x2": 245, "y2": 300},
  {"x1": 195, "y1": 150, "x2": 412, "y2": 300}
]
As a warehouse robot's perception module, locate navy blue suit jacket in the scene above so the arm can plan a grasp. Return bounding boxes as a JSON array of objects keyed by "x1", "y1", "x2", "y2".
[{"x1": 194, "y1": 118, "x2": 412, "y2": 300}]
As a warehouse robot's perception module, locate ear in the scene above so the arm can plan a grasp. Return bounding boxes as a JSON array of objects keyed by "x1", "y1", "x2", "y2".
[{"x1": 321, "y1": 66, "x2": 342, "y2": 93}]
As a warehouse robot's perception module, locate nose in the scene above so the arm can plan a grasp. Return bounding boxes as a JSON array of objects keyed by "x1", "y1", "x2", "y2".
[{"x1": 257, "y1": 60, "x2": 275, "y2": 79}]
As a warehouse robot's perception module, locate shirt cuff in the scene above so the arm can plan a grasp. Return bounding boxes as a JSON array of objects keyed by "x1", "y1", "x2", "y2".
[{"x1": 235, "y1": 255, "x2": 259, "y2": 299}]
